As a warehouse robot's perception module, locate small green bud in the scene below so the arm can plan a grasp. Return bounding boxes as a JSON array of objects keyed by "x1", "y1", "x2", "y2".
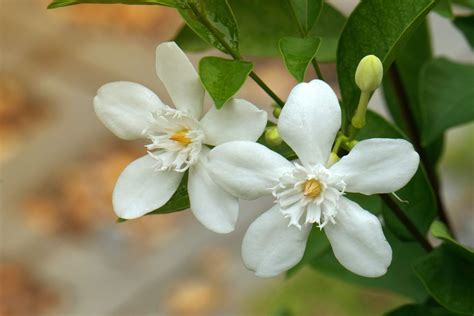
[
  {"x1": 355, "y1": 55, "x2": 383, "y2": 93},
  {"x1": 272, "y1": 105, "x2": 282, "y2": 118},
  {"x1": 327, "y1": 152, "x2": 340, "y2": 167},
  {"x1": 265, "y1": 126, "x2": 282, "y2": 146}
]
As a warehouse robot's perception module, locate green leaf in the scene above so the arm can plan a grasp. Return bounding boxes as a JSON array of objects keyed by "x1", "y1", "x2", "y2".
[
  {"x1": 385, "y1": 302, "x2": 463, "y2": 316},
  {"x1": 337, "y1": 0, "x2": 437, "y2": 128},
  {"x1": 177, "y1": 0, "x2": 239, "y2": 54},
  {"x1": 454, "y1": 15, "x2": 474, "y2": 49},
  {"x1": 174, "y1": 24, "x2": 212, "y2": 52},
  {"x1": 357, "y1": 111, "x2": 437, "y2": 240},
  {"x1": 430, "y1": 221, "x2": 474, "y2": 260},
  {"x1": 279, "y1": 37, "x2": 321, "y2": 82},
  {"x1": 48, "y1": 0, "x2": 174, "y2": 8},
  {"x1": 288, "y1": 0, "x2": 323, "y2": 35},
  {"x1": 199, "y1": 57, "x2": 252, "y2": 109},
  {"x1": 434, "y1": 0, "x2": 454, "y2": 19},
  {"x1": 381, "y1": 21, "x2": 445, "y2": 166},
  {"x1": 419, "y1": 58, "x2": 474, "y2": 145},
  {"x1": 414, "y1": 245, "x2": 474, "y2": 314},
  {"x1": 175, "y1": 2, "x2": 345, "y2": 62},
  {"x1": 311, "y1": 230, "x2": 429, "y2": 302}
]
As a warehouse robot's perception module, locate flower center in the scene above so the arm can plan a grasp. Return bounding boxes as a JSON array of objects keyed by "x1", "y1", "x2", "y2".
[
  {"x1": 304, "y1": 179, "x2": 322, "y2": 198},
  {"x1": 169, "y1": 129, "x2": 192, "y2": 145},
  {"x1": 271, "y1": 164, "x2": 346, "y2": 229},
  {"x1": 143, "y1": 108, "x2": 204, "y2": 172}
]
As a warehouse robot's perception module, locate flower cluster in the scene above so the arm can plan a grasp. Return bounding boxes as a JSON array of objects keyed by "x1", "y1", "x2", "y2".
[{"x1": 95, "y1": 42, "x2": 419, "y2": 278}]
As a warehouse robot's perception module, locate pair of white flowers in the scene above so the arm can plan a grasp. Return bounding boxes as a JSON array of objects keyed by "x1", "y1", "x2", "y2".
[{"x1": 94, "y1": 42, "x2": 419, "y2": 278}]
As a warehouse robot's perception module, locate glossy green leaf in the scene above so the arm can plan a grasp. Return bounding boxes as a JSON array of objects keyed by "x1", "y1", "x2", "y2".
[
  {"x1": 357, "y1": 111, "x2": 437, "y2": 240},
  {"x1": 174, "y1": 24, "x2": 211, "y2": 52},
  {"x1": 199, "y1": 57, "x2": 252, "y2": 109},
  {"x1": 434, "y1": 0, "x2": 454, "y2": 19},
  {"x1": 311, "y1": 230, "x2": 429, "y2": 302},
  {"x1": 414, "y1": 245, "x2": 474, "y2": 314},
  {"x1": 48, "y1": 0, "x2": 174, "y2": 8},
  {"x1": 430, "y1": 221, "x2": 474, "y2": 261},
  {"x1": 337, "y1": 0, "x2": 437, "y2": 128},
  {"x1": 279, "y1": 37, "x2": 321, "y2": 82},
  {"x1": 175, "y1": 1, "x2": 345, "y2": 62},
  {"x1": 288, "y1": 0, "x2": 323, "y2": 35},
  {"x1": 385, "y1": 302, "x2": 462, "y2": 316},
  {"x1": 381, "y1": 21, "x2": 444, "y2": 166},
  {"x1": 177, "y1": 0, "x2": 239, "y2": 54},
  {"x1": 454, "y1": 15, "x2": 474, "y2": 49},
  {"x1": 419, "y1": 58, "x2": 474, "y2": 145}
]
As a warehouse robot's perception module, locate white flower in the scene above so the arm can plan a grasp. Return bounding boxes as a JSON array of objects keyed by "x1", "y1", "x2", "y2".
[
  {"x1": 207, "y1": 80, "x2": 420, "y2": 277},
  {"x1": 94, "y1": 42, "x2": 267, "y2": 233}
]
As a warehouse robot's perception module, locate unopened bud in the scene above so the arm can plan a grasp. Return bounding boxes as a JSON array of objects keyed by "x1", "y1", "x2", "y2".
[
  {"x1": 265, "y1": 126, "x2": 282, "y2": 146},
  {"x1": 272, "y1": 105, "x2": 282, "y2": 118},
  {"x1": 355, "y1": 55, "x2": 383, "y2": 93}
]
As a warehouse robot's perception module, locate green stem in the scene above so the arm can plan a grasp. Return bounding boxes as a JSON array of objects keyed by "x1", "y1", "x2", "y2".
[
  {"x1": 187, "y1": 2, "x2": 284, "y2": 107},
  {"x1": 248, "y1": 72, "x2": 285, "y2": 106},
  {"x1": 311, "y1": 58, "x2": 325, "y2": 81},
  {"x1": 388, "y1": 64, "x2": 453, "y2": 235}
]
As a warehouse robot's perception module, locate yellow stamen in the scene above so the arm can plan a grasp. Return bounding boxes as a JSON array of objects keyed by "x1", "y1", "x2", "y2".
[
  {"x1": 304, "y1": 179, "x2": 322, "y2": 198},
  {"x1": 170, "y1": 129, "x2": 192, "y2": 145}
]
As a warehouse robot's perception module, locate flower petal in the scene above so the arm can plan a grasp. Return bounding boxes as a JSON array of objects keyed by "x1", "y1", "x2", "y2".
[
  {"x1": 330, "y1": 138, "x2": 420, "y2": 194},
  {"x1": 94, "y1": 81, "x2": 164, "y2": 140},
  {"x1": 278, "y1": 79, "x2": 341, "y2": 166},
  {"x1": 188, "y1": 149, "x2": 239, "y2": 234},
  {"x1": 199, "y1": 98, "x2": 268, "y2": 146},
  {"x1": 207, "y1": 141, "x2": 294, "y2": 200},
  {"x1": 155, "y1": 41, "x2": 204, "y2": 119},
  {"x1": 242, "y1": 205, "x2": 311, "y2": 277},
  {"x1": 324, "y1": 197, "x2": 392, "y2": 277},
  {"x1": 113, "y1": 154, "x2": 184, "y2": 219}
]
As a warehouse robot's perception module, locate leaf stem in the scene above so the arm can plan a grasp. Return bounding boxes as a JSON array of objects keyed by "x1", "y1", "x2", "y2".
[
  {"x1": 311, "y1": 58, "x2": 325, "y2": 81},
  {"x1": 387, "y1": 64, "x2": 453, "y2": 234},
  {"x1": 380, "y1": 194, "x2": 433, "y2": 252},
  {"x1": 187, "y1": 2, "x2": 285, "y2": 107}
]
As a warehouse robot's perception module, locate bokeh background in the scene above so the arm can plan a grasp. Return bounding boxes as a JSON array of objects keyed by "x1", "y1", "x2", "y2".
[{"x1": 0, "y1": 1, "x2": 473, "y2": 315}]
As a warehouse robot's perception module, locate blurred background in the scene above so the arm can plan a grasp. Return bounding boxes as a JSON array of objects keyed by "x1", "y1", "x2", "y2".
[{"x1": 0, "y1": 1, "x2": 472, "y2": 315}]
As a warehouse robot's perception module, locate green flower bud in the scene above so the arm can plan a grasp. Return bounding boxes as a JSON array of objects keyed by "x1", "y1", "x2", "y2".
[
  {"x1": 355, "y1": 55, "x2": 383, "y2": 93},
  {"x1": 272, "y1": 105, "x2": 282, "y2": 118},
  {"x1": 265, "y1": 126, "x2": 282, "y2": 146}
]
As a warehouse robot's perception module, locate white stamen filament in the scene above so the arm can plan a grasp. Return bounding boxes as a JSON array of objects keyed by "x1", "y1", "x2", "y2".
[
  {"x1": 143, "y1": 108, "x2": 204, "y2": 172},
  {"x1": 271, "y1": 163, "x2": 346, "y2": 229}
]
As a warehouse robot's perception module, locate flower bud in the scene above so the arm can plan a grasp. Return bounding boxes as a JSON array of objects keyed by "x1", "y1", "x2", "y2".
[
  {"x1": 355, "y1": 55, "x2": 383, "y2": 93},
  {"x1": 272, "y1": 105, "x2": 282, "y2": 118},
  {"x1": 265, "y1": 126, "x2": 282, "y2": 146}
]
